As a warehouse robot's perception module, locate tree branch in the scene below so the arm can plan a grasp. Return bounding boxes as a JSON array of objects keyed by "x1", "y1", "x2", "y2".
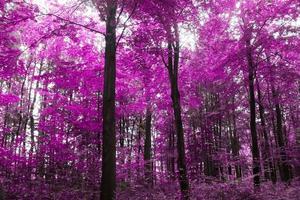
[{"x1": 116, "y1": 1, "x2": 138, "y2": 48}]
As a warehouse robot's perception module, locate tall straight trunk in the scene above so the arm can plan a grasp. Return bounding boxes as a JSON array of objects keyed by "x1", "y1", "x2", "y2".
[
  {"x1": 37, "y1": 78, "x2": 49, "y2": 179},
  {"x1": 246, "y1": 37, "x2": 260, "y2": 188},
  {"x1": 290, "y1": 105, "x2": 300, "y2": 177},
  {"x1": 144, "y1": 106, "x2": 153, "y2": 186},
  {"x1": 267, "y1": 59, "x2": 290, "y2": 182},
  {"x1": 230, "y1": 97, "x2": 241, "y2": 179},
  {"x1": 166, "y1": 24, "x2": 189, "y2": 199},
  {"x1": 100, "y1": 0, "x2": 117, "y2": 199},
  {"x1": 256, "y1": 78, "x2": 276, "y2": 182},
  {"x1": 28, "y1": 61, "x2": 42, "y2": 179},
  {"x1": 167, "y1": 122, "x2": 176, "y2": 178},
  {"x1": 272, "y1": 88, "x2": 290, "y2": 182},
  {"x1": 137, "y1": 118, "x2": 142, "y2": 179}
]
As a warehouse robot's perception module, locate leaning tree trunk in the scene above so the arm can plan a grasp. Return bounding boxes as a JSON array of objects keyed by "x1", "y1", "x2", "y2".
[
  {"x1": 166, "y1": 24, "x2": 189, "y2": 199},
  {"x1": 100, "y1": 0, "x2": 117, "y2": 199},
  {"x1": 245, "y1": 36, "x2": 260, "y2": 188}
]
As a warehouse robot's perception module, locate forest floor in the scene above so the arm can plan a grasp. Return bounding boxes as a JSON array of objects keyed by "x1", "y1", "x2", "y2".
[{"x1": 117, "y1": 178, "x2": 300, "y2": 200}]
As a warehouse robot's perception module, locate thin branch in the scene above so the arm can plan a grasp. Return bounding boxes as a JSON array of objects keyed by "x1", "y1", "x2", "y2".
[
  {"x1": 116, "y1": 1, "x2": 125, "y2": 25},
  {"x1": 17, "y1": 24, "x2": 68, "y2": 58},
  {"x1": 116, "y1": 1, "x2": 138, "y2": 48},
  {"x1": 45, "y1": 13, "x2": 106, "y2": 36},
  {"x1": 160, "y1": 51, "x2": 168, "y2": 69},
  {"x1": 69, "y1": 0, "x2": 88, "y2": 16}
]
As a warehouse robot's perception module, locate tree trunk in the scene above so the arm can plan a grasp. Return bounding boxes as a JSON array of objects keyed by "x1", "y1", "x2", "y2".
[
  {"x1": 144, "y1": 106, "x2": 153, "y2": 186},
  {"x1": 272, "y1": 88, "x2": 290, "y2": 182},
  {"x1": 230, "y1": 97, "x2": 241, "y2": 179},
  {"x1": 256, "y1": 78, "x2": 276, "y2": 183},
  {"x1": 166, "y1": 24, "x2": 189, "y2": 199},
  {"x1": 167, "y1": 121, "x2": 176, "y2": 179},
  {"x1": 100, "y1": 0, "x2": 117, "y2": 199},
  {"x1": 290, "y1": 105, "x2": 300, "y2": 177},
  {"x1": 246, "y1": 37, "x2": 260, "y2": 188}
]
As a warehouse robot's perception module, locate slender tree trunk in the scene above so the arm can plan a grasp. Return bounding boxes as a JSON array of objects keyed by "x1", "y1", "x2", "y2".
[
  {"x1": 256, "y1": 78, "x2": 276, "y2": 183},
  {"x1": 290, "y1": 105, "x2": 300, "y2": 177},
  {"x1": 28, "y1": 62, "x2": 42, "y2": 180},
  {"x1": 166, "y1": 24, "x2": 189, "y2": 199},
  {"x1": 245, "y1": 37, "x2": 260, "y2": 188},
  {"x1": 137, "y1": 118, "x2": 142, "y2": 179},
  {"x1": 144, "y1": 106, "x2": 153, "y2": 186},
  {"x1": 37, "y1": 78, "x2": 49, "y2": 179},
  {"x1": 230, "y1": 97, "x2": 241, "y2": 179},
  {"x1": 272, "y1": 88, "x2": 290, "y2": 182},
  {"x1": 100, "y1": 0, "x2": 117, "y2": 199},
  {"x1": 168, "y1": 121, "x2": 176, "y2": 179}
]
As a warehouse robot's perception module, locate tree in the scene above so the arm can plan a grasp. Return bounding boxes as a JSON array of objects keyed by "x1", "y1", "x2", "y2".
[
  {"x1": 165, "y1": 23, "x2": 190, "y2": 199},
  {"x1": 99, "y1": 0, "x2": 117, "y2": 199},
  {"x1": 244, "y1": 25, "x2": 261, "y2": 188}
]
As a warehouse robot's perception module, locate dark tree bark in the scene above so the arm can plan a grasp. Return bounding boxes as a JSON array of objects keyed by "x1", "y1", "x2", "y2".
[
  {"x1": 167, "y1": 121, "x2": 176, "y2": 179},
  {"x1": 272, "y1": 88, "x2": 291, "y2": 182},
  {"x1": 245, "y1": 36, "x2": 260, "y2": 188},
  {"x1": 165, "y1": 24, "x2": 189, "y2": 199},
  {"x1": 267, "y1": 59, "x2": 291, "y2": 182},
  {"x1": 137, "y1": 118, "x2": 143, "y2": 179},
  {"x1": 256, "y1": 78, "x2": 276, "y2": 183},
  {"x1": 100, "y1": 0, "x2": 117, "y2": 199},
  {"x1": 230, "y1": 97, "x2": 242, "y2": 179},
  {"x1": 290, "y1": 105, "x2": 300, "y2": 177},
  {"x1": 0, "y1": 187, "x2": 5, "y2": 200},
  {"x1": 144, "y1": 106, "x2": 153, "y2": 186}
]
